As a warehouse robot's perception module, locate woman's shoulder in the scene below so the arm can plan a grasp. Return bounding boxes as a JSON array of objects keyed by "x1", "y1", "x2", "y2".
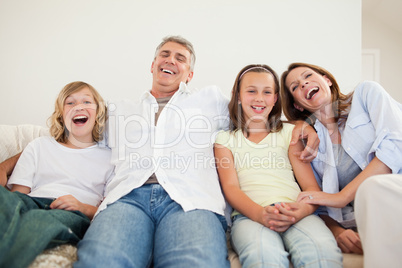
[{"x1": 353, "y1": 80, "x2": 386, "y2": 98}]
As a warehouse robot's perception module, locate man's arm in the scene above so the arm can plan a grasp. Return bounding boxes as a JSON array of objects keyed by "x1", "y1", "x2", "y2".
[{"x1": 0, "y1": 153, "x2": 21, "y2": 187}]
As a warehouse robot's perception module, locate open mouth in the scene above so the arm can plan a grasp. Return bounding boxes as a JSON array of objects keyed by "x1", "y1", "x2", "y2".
[
  {"x1": 251, "y1": 106, "x2": 265, "y2": 111},
  {"x1": 161, "y1": 68, "x2": 174, "y2": 75},
  {"x1": 72, "y1": 115, "x2": 88, "y2": 124},
  {"x1": 306, "y1": 87, "x2": 319, "y2": 100}
]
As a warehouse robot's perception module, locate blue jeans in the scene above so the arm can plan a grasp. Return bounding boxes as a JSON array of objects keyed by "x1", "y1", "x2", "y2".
[
  {"x1": 231, "y1": 214, "x2": 342, "y2": 268},
  {"x1": 0, "y1": 186, "x2": 90, "y2": 268},
  {"x1": 74, "y1": 184, "x2": 230, "y2": 268}
]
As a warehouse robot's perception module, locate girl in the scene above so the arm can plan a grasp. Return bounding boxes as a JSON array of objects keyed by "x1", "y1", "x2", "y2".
[
  {"x1": 280, "y1": 62, "x2": 402, "y2": 254},
  {"x1": 214, "y1": 64, "x2": 342, "y2": 268},
  {"x1": 0, "y1": 81, "x2": 114, "y2": 268}
]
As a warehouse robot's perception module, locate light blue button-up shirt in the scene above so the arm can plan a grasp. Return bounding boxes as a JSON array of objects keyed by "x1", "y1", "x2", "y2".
[{"x1": 312, "y1": 81, "x2": 402, "y2": 222}]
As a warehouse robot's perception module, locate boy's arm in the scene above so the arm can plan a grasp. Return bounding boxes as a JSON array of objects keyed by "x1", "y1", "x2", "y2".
[
  {"x1": 10, "y1": 184, "x2": 31, "y2": 194},
  {"x1": 0, "y1": 153, "x2": 22, "y2": 187}
]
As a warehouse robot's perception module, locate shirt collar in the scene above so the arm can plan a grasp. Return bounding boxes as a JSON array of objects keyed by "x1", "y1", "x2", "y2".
[{"x1": 141, "y1": 82, "x2": 190, "y2": 101}]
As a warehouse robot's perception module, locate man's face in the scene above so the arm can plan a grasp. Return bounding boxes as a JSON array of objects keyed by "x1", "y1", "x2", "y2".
[{"x1": 150, "y1": 42, "x2": 194, "y2": 97}]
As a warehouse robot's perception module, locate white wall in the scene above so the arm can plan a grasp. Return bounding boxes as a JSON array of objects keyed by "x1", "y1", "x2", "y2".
[
  {"x1": 362, "y1": 13, "x2": 402, "y2": 103},
  {"x1": 0, "y1": 0, "x2": 361, "y2": 127}
]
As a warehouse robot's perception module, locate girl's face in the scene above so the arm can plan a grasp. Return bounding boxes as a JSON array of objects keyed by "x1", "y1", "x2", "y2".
[
  {"x1": 239, "y1": 72, "x2": 277, "y2": 126},
  {"x1": 285, "y1": 66, "x2": 332, "y2": 113},
  {"x1": 62, "y1": 87, "x2": 97, "y2": 146}
]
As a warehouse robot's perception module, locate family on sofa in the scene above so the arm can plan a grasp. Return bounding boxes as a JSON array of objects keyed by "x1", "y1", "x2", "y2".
[{"x1": 0, "y1": 35, "x2": 401, "y2": 268}]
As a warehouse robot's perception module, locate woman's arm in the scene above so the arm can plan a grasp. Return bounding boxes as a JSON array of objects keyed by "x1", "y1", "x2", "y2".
[
  {"x1": 290, "y1": 120, "x2": 319, "y2": 162},
  {"x1": 298, "y1": 157, "x2": 391, "y2": 207},
  {"x1": 214, "y1": 144, "x2": 294, "y2": 230}
]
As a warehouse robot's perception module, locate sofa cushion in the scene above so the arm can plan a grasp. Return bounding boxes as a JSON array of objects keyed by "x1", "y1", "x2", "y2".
[{"x1": 0, "y1": 124, "x2": 49, "y2": 162}]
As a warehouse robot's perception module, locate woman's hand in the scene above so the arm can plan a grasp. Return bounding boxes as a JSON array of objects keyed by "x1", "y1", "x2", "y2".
[
  {"x1": 290, "y1": 121, "x2": 319, "y2": 162},
  {"x1": 297, "y1": 191, "x2": 348, "y2": 208}
]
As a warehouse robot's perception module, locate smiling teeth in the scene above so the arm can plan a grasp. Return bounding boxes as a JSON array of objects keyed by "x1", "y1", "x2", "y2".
[
  {"x1": 162, "y1": 69, "x2": 174, "y2": 74},
  {"x1": 307, "y1": 87, "x2": 319, "y2": 100},
  {"x1": 252, "y1": 106, "x2": 265, "y2": 111},
  {"x1": 73, "y1": 116, "x2": 87, "y2": 120}
]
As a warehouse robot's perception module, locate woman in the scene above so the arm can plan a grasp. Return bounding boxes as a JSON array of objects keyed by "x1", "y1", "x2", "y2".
[{"x1": 280, "y1": 62, "x2": 402, "y2": 254}]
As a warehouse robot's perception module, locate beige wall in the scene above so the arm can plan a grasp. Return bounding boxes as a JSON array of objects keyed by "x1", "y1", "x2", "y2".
[
  {"x1": 0, "y1": 0, "x2": 362, "y2": 126},
  {"x1": 362, "y1": 13, "x2": 402, "y2": 102}
]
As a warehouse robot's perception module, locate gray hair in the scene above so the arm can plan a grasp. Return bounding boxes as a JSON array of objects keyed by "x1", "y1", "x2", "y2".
[{"x1": 154, "y1": 35, "x2": 196, "y2": 71}]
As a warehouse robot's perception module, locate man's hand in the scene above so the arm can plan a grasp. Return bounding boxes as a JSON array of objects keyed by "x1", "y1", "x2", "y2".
[{"x1": 290, "y1": 121, "x2": 319, "y2": 162}]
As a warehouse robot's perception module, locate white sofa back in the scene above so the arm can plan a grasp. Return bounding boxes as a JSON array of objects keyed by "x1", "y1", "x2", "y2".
[{"x1": 0, "y1": 125, "x2": 49, "y2": 162}]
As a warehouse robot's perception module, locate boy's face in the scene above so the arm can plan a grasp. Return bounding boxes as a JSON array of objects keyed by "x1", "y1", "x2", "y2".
[{"x1": 63, "y1": 87, "x2": 97, "y2": 147}]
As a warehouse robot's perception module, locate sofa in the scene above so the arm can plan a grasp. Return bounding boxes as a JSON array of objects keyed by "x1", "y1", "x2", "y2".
[{"x1": 0, "y1": 124, "x2": 363, "y2": 267}]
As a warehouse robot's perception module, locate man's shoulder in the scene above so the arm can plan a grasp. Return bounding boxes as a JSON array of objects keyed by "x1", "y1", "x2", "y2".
[
  {"x1": 188, "y1": 85, "x2": 229, "y2": 102},
  {"x1": 107, "y1": 98, "x2": 144, "y2": 116}
]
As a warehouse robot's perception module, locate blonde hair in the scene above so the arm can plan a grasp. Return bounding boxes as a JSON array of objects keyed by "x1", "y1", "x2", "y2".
[
  {"x1": 48, "y1": 81, "x2": 107, "y2": 143},
  {"x1": 228, "y1": 64, "x2": 283, "y2": 136}
]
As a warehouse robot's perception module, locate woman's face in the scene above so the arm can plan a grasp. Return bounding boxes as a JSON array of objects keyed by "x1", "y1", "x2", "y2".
[{"x1": 285, "y1": 66, "x2": 332, "y2": 113}]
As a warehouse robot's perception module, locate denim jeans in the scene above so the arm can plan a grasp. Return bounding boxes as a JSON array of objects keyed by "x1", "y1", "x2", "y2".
[
  {"x1": 231, "y1": 214, "x2": 343, "y2": 268},
  {"x1": 74, "y1": 184, "x2": 230, "y2": 268},
  {"x1": 0, "y1": 186, "x2": 90, "y2": 268}
]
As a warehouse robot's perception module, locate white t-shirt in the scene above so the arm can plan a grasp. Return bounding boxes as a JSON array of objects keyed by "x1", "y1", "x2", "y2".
[{"x1": 8, "y1": 136, "x2": 114, "y2": 207}]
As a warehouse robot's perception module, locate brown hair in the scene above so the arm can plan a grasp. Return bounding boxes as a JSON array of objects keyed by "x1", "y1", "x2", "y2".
[
  {"x1": 228, "y1": 64, "x2": 282, "y2": 136},
  {"x1": 280, "y1": 62, "x2": 353, "y2": 125},
  {"x1": 48, "y1": 81, "x2": 107, "y2": 143}
]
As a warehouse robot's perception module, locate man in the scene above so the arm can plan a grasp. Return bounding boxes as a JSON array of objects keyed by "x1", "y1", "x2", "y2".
[{"x1": 74, "y1": 35, "x2": 231, "y2": 267}]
